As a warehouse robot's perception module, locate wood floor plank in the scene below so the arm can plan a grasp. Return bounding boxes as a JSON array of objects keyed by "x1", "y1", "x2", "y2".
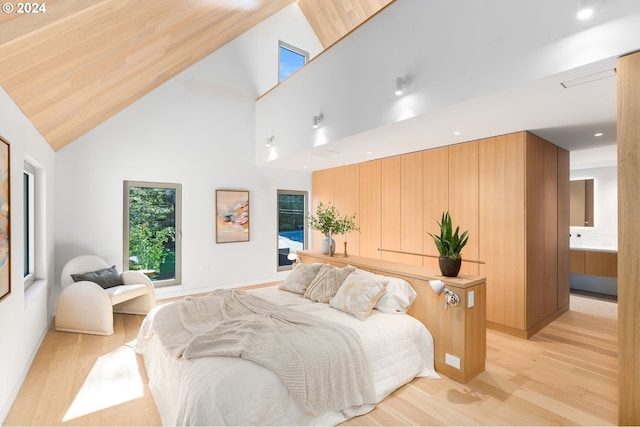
[{"x1": 6, "y1": 295, "x2": 617, "y2": 426}]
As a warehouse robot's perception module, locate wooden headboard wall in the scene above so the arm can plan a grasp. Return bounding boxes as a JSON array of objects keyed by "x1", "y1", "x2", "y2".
[{"x1": 296, "y1": 250, "x2": 487, "y2": 383}]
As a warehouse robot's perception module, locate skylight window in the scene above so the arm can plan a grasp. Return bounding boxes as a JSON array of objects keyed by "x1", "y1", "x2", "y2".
[{"x1": 279, "y1": 41, "x2": 308, "y2": 82}]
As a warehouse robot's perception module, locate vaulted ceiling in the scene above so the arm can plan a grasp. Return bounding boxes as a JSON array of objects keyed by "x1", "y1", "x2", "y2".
[{"x1": 0, "y1": 0, "x2": 391, "y2": 151}]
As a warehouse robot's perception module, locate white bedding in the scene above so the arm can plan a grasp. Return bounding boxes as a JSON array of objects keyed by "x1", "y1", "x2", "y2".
[{"x1": 135, "y1": 285, "x2": 438, "y2": 426}]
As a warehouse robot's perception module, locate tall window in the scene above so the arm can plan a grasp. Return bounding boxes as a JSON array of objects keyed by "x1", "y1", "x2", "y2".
[
  {"x1": 277, "y1": 190, "x2": 308, "y2": 270},
  {"x1": 124, "y1": 181, "x2": 182, "y2": 286},
  {"x1": 279, "y1": 41, "x2": 309, "y2": 82},
  {"x1": 23, "y1": 163, "x2": 35, "y2": 287}
]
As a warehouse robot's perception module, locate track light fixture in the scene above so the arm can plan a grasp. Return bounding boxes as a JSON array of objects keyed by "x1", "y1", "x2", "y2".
[
  {"x1": 265, "y1": 135, "x2": 275, "y2": 147},
  {"x1": 577, "y1": 0, "x2": 600, "y2": 19},
  {"x1": 312, "y1": 113, "x2": 324, "y2": 128},
  {"x1": 395, "y1": 76, "x2": 410, "y2": 95}
]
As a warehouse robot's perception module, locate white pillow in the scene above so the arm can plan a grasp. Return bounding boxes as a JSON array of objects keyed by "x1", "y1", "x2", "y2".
[
  {"x1": 279, "y1": 263, "x2": 324, "y2": 294},
  {"x1": 356, "y1": 269, "x2": 417, "y2": 313},
  {"x1": 329, "y1": 270, "x2": 388, "y2": 321}
]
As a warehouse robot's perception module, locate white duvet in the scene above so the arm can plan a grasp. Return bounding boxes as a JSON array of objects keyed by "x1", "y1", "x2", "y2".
[{"x1": 135, "y1": 286, "x2": 438, "y2": 426}]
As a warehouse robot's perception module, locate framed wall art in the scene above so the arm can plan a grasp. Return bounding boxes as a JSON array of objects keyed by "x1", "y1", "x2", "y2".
[
  {"x1": 0, "y1": 137, "x2": 10, "y2": 301},
  {"x1": 216, "y1": 190, "x2": 249, "y2": 243}
]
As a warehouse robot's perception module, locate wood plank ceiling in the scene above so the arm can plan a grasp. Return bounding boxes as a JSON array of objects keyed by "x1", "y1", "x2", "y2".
[{"x1": 0, "y1": 0, "x2": 390, "y2": 151}]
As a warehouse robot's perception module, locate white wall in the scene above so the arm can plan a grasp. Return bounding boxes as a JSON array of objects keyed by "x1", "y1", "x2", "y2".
[
  {"x1": 255, "y1": 0, "x2": 640, "y2": 167},
  {"x1": 55, "y1": 6, "x2": 313, "y2": 299},
  {"x1": 0, "y1": 86, "x2": 56, "y2": 422}
]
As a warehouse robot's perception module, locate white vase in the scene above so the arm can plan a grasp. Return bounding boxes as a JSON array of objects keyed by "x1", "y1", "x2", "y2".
[{"x1": 321, "y1": 236, "x2": 335, "y2": 255}]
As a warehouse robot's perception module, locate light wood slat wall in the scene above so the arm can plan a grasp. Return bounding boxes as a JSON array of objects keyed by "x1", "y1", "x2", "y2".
[
  {"x1": 400, "y1": 152, "x2": 424, "y2": 266},
  {"x1": 479, "y1": 133, "x2": 526, "y2": 331},
  {"x1": 422, "y1": 147, "x2": 449, "y2": 271},
  {"x1": 449, "y1": 141, "x2": 479, "y2": 276},
  {"x1": 297, "y1": 0, "x2": 393, "y2": 49},
  {"x1": 359, "y1": 160, "x2": 382, "y2": 259},
  {"x1": 617, "y1": 50, "x2": 640, "y2": 426},
  {"x1": 557, "y1": 147, "x2": 571, "y2": 309}
]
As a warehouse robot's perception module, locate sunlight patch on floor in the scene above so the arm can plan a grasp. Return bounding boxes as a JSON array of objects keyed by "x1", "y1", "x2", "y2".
[{"x1": 63, "y1": 345, "x2": 144, "y2": 421}]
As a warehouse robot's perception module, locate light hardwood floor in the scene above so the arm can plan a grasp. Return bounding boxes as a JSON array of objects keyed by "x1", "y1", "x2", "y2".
[{"x1": 5, "y1": 295, "x2": 617, "y2": 426}]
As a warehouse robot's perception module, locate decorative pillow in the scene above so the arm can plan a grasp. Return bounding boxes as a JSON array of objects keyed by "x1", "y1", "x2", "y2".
[
  {"x1": 71, "y1": 265, "x2": 123, "y2": 289},
  {"x1": 356, "y1": 269, "x2": 417, "y2": 313},
  {"x1": 279, "y1": 263, "x2": 324, "y2": 294},
  {"x1": 303, "y1": 264, "x2": 356, "y2": 304},
  {"x1": 329, "y1": 270, "x2": 389, "y2": 321}
]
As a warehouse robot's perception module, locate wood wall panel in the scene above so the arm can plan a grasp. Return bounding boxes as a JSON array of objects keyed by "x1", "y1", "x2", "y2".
[
  {"x1": 449, "y1": 142, "x2": 479, "y2": 275},
  {"x1": 525, "y1": 134, "x2": 546, "y2": 328},
  {"x1": 423, "y1": 147, "x2": 449, "y2": 270},
  {"x1": 557, "y1": 148, "x2": 570, "y2": 309},
  {"x1": 381, "y1": 157, "x2": 405, "y2": 263},
  {"x1": 311, "y1": 168, "x2": 335, "y2": 251},
  {"x1": 542, "y1": 137, "x2": 559, "y2": 320},
  {"x1": 479, "y1": 133, "x2": 526, "y2": 330},
  {"x1": 333, "y1": 164, "x2": 360, "y2": 255},
  {"x1": 312, "y1": 130, "x2": 568, "y2": 339},
  {"x1": 617, "y1": 50, "x2": 640, "y2": 425},
  {"x1": 359, "y1": 160, "x2": 382, "y2": 259},
  {"x1": 400, "y1": 152, "x2": 424, "y2": 266}
]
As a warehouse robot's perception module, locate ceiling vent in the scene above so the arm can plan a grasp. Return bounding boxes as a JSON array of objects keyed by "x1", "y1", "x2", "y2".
[
  {"x1": 561, "y1": 69, "x2": 616, "y2": 88},
  {"x1": 310, "y1": 149, "x2": 341, "y2": 157}
]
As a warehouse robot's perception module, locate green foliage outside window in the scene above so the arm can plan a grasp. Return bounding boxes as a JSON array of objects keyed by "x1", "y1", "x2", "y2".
[{"x1": 128, "y1": 186, "x2": 176, "y2": 277}]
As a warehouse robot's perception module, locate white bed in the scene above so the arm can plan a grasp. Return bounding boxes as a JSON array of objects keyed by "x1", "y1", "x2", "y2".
[{"x1": 136, "y1": 284, "x2": 438, "y2": 426}]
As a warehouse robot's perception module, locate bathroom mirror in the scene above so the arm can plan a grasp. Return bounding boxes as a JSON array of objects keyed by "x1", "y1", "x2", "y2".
[{"x1": 570, "y1": 179, "x2": 594, "y2": 227}]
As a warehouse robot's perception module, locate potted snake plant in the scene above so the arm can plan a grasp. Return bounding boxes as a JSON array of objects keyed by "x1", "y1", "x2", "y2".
[{"x1": 428, "y1": 211, "x2": 469, "y2": 277}]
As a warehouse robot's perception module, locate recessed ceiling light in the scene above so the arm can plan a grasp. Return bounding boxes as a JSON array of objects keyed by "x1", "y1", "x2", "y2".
[
  {"x1": 594, "y1": 132, "x2": 603, "y2": 137},
  {"x1": 453, "y1": 131, "x2": 461, "y2": 136},
  {"x1": 366, "y1": 151, "x2": 372, "y2": 155}
]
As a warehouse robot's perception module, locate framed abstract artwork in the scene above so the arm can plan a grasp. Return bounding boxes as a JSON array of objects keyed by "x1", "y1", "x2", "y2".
[
  {"x1": 0, "y1": 137, "x2": 10, "y2": 301},
  {"x1": 216, "y1": 190, "x2": 249, "y2": 243}
]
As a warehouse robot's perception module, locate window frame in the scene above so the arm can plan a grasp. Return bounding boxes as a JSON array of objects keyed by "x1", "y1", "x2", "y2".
[
  {"x1": 23, "y1": 162, "x2": 36, "y2": 288},
  {"x1": 276, "y1": 189, "x2": 308, "y2": 271},
  {"x1": 123, "y1": 180, "x2": 182, "y2": 287},
  {"x1": 278, "y1": 40, "x2": 309, "y2": 82}
]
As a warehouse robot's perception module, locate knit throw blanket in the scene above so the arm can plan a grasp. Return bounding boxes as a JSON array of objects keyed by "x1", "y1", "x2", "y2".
[{"x1": 144, "y1": 289, "x2": 377, "y2": 416}]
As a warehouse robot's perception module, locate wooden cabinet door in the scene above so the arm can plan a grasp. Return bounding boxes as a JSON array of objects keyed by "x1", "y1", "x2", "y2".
[
  {"x1": 334, "y1": 164, "x2": 360, "y2": 255},
  {"x1": 311, "y1": 169, "x2": 335, "y2": 251},
  {"x1": 359, "y1": 160, "x2": 382, "y2": 259},
  {"x1": 557, "y1": 148, "x2": 570, "y2": 309},
  {"x1": 400, "y1": 152, "x2": 423, "y2": 266},
  {"x1": 479, "y1": 133, "x2": 526, "y2": 330},
  {"x1": 381, "y1": 156, "x2": 404, "y2": 263},
  {"x1": 423, "y1": 147, "x2": 449, "y2": 271},
  {"x1": 449, "y1": 141, "x2": 479, "y2": 275}
]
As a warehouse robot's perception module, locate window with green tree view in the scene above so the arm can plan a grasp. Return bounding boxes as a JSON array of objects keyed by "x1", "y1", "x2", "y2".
[
  {"x1": 123, "y1": 181, "x2": 182, "y2": 286},
  {"x1": 277, "y1": 190, "x2": 307, "y2": 270}
]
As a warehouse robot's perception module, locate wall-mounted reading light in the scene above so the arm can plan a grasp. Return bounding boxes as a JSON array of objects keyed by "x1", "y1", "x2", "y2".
[
  {"x1": 265, "y1": 135, "x2": 275, "y2": 147},
  {"x1": 395, "y1": 77, "x2": 410, "y2": 95},
  {"x1": 287, "y1": 252, "x2": 300, "y2": 266},
  {"x1": 312, "y1": 113, "x2": 324, "y2": 128},
  {"x1": 429, "y1": 279, "x2": 460, "y2": 310}
]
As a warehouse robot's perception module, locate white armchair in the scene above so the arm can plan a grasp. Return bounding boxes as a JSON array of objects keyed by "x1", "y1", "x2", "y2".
[{"x1": 55, "y1": 255, "x2": 156, "y2": 336}]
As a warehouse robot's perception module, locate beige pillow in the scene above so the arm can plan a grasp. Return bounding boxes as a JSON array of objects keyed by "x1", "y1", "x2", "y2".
[
  {"x1": 330, "y1": 270, "x2": 389, "y2": 321},
  {"x1": 279, "y1": 263, "x2": 324, "y2": 294},
  {"x1": 303, "y1": 264, "x2": 356, "y2": 304}
]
